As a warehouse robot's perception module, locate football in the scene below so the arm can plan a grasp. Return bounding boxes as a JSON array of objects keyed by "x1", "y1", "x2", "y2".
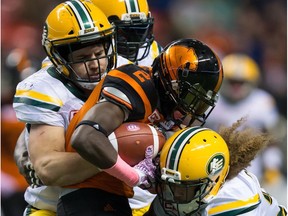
[{"x1": 108, "y1": 122, "x2": 166, "y2": 166}]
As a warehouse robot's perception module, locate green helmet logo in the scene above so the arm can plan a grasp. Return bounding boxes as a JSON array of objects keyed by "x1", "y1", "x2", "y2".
[{"x1": 207, "y1": 154, "x2": 225, "y2": 175}]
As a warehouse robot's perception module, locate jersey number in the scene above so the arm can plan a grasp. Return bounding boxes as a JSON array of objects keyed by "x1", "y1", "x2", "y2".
[{"x1": 133, "y1": 71, "x2": 151, "y2": 82}]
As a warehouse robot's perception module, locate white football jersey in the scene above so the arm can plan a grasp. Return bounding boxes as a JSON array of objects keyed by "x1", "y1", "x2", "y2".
[
  {"x1": 13, "y1": 55, "x2": 131, "y2": 212},
  {"x1": 203, "y1": 170, "x2": 287, "y2": 216}
]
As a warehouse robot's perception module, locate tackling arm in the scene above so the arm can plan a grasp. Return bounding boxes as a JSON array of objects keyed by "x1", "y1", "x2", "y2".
[
  {"x1": 14, "y1": 128, "x2": 35, "y2": 185},
  {"x1": 28, "y1": 124, "x2": 101, "y2": 186}
]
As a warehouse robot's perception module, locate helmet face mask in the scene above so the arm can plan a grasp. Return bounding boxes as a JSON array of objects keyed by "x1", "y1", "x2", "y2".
[
  {"x1": 176, "y1": 81, "x2": 218, "y2": 125},
  {"x1": 114, "y1": 14, "x2": 154, "y2": 62},
  {"x1": 153, "y1": 39, "x2": 223, "y2": 127},
  {"x1": 52, "y1": 37, "x2": 116, "y2": 90},
  {"x1": 156, "y1": 127, "x2": 230, "y2": 216},
  {"x1": 156, "y1": 176, "x2": 213, "y2": 216},
  {"x1": 42, "y1": 0, "x2": 117, "y2": 91}
]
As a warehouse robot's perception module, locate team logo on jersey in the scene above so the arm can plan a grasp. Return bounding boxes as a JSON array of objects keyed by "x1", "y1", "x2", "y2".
[{"x1": 206, "y1": 154, "x2": 225, "y2": 175}]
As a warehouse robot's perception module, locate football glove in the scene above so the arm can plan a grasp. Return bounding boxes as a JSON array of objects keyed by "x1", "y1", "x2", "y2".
[{"x1": 134, "y1": 145, "x2": 156, "y2": 189}]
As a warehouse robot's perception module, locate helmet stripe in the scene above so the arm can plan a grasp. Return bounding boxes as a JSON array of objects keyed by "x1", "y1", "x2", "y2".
[
  {"x1": 125, "y1": 0, "x2": 139, "y2": 13},
  {"x1": 167, "y1": 127, "x2": 207, "y2": 170},
  {"x1": 65, "y1": 0, "x2": 94, "y2": 30}
]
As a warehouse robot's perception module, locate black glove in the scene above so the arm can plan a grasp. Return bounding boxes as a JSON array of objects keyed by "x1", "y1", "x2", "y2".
[
  {"x1": 23, "y1": 162, "x2": 43, "y2": 188},
  {"x1": 18, "y1": 150, "x2": 43, "y2": 188}
]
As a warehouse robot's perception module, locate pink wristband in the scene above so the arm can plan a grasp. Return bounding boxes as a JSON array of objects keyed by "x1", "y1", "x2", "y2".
[{"x1": 103, "y1": 155, "x2": 139, "y2": 186}]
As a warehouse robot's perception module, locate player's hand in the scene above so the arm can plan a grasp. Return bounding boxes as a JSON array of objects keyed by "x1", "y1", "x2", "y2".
[
  {"x1": 23, "y1": 161, "x2": 43, "y2": 188},
  {"x1": 18, "y1": 152, "x2": 43, "y2": 188},
  {"x1": 133, "y1": 145, "x2": 156, "y2": 189}
]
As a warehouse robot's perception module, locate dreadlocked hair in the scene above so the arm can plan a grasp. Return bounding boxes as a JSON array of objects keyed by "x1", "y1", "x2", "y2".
[{"x1": 218, "y1": 117, "x2": 272, "y2": 180}]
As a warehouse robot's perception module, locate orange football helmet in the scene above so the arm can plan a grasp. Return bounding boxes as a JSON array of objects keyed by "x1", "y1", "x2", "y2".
[{"x1": 153, "y1": 38, "x2": 223, "y2": 128}]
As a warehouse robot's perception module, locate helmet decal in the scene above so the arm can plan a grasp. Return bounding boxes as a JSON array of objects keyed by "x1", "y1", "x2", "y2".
[
  {"x1": 164, "y1": 46, "x2": 198, "y2": 80},
  {"x1": 207, "y1": 154, "x2": 225, "y2": 176}
]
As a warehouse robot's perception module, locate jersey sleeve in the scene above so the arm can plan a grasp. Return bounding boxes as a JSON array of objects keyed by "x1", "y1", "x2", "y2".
[
  {"x1": 205, "y1": 170, "x2": 286, "y2": 216},
  {"x1": 101, "y1": 64, "x2": 158, "y2": 122},
  {"x1": 13, "y1": 68, "x2": 68, "y2": 127},
  {"x1": 41, "y1": 56, "x2": 53, "y2": 68}
]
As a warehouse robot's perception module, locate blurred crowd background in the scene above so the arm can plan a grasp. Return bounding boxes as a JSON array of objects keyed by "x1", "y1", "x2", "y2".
[{"x1": 1, "y1": 0, "x2": 287, "y2": 215}]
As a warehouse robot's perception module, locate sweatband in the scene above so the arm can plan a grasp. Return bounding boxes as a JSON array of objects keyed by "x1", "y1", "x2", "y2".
[{"x1": 76, "y1": 120, "x2": 108, "y2": 137}]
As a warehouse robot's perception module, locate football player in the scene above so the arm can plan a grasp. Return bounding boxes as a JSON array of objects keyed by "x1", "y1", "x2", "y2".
[
  {"x1": 91, "y1": 0, "x2": 162, "y2": 65},
  {"x1": 144, "y1": 118, "x2": 287, "y2": 216},
  {"x1": 13, "y1": 1, "x2": 132, "y2": 215},
  {"x1": 14, "y1": 0, "x2": 162, "y2": 215},
  {"x1": 145, "y1": 126, "x2": 230, "y2": 216},
  {"x1": 203, "y1": 119, "x2": 287, "y2": 216},
  {"x1": 55, "y1": 38, "x2": 223, "y2": 215}
]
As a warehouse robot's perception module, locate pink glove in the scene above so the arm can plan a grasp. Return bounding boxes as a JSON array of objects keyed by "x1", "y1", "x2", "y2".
[{"x1": 133, "y1": 145, "x2": 156, "y2": 189}]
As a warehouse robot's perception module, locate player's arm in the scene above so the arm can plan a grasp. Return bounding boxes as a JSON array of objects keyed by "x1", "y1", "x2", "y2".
[
  {"x1": 14, "y1": 129, "x2": 32, "y2": 184},
  {"x1": 71, "y1": 101, "x2": 124, "y2": 168},
  {"x1": 72, "y1": 100, "x2": 155, "y2": 187},
  {"x1": 28, "y1": 124, "x2": 101, "y2": 186}
]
